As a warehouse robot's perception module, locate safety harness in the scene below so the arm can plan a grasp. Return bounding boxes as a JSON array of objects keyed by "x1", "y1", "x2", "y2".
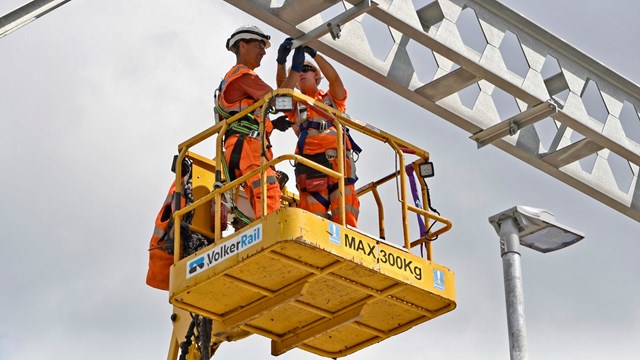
[
  {"x1": 295, "y1": 152, "x2": 333, "y2": 210},
  {"x1": 224, "y1": 115, "x2": 261, "y2": 183},
  {"x1": 214, "y1": 84, "x2": 262, "y2": 226},
  {"x1": 214, "y1": 80, "x2": 264, "y2": 183},
  {"x1": 295, "y1": 104, "x2": 363, "y2": 156},
  {"x1": 294, "y1": 100, "x2": 362, "y2": 212}
]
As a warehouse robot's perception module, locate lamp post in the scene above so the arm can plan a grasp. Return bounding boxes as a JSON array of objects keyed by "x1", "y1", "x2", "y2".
[{"x1": 488, "y1": 206, "x2": 585, "y2": 360}]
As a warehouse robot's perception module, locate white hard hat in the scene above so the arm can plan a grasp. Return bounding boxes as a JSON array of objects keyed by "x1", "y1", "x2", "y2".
[{"x1": 226, "y1": 25, "x2": 271, "y2": 51}]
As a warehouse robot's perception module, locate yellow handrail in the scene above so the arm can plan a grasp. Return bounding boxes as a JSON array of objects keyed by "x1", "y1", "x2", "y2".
[{"x1": 171, "y1": 88, "x2": 452, "y2": 262}]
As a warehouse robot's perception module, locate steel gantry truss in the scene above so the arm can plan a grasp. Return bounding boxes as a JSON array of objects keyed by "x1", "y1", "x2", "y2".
[{"x1": 224, "y1": 0, "x2": 640, "y2": 222}]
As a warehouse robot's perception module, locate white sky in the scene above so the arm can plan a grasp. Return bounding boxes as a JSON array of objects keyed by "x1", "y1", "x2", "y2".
[{"x1": 0, "y1": 1, "x2": 638, "y2": 359}]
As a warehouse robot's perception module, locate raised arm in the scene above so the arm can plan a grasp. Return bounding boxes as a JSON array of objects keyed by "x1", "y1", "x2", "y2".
[
  {"x1": 276, "y1": 38, "x2": 292, "y2": 88},
  {"x1": 279, "y1": 46, "x2": 304, "y2": 89}
]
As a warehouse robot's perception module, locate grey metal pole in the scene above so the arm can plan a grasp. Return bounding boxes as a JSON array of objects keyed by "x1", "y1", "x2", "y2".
[{"x1": 498, "y1": 217, "x2": 528, "y2": 360}]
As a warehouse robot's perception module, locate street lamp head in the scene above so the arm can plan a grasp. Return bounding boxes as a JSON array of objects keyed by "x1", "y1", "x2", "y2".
[{"x1": 488, "y1": 206, "x2": 585, "y2": 253}]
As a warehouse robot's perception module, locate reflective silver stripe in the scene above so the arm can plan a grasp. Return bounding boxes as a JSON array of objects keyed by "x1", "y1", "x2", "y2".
[
  {"x1": 328, "y1": 187, "x2": 354, "y2": 200},
  {"x1": 331, "y1": 205, "x2": 360, "y2": 217},
  {"x1": 305, "y1": 195, "x2": 326, "y2": 205},
  {"x1": 153, "y1": 227, "x2": 166, "y2": 238},
  {"x1": 348, "y1": 205, "x2": 360, "y2": 217},
  {"x1": 251, "y1": 176, "x2": 278, "y2": 189}
]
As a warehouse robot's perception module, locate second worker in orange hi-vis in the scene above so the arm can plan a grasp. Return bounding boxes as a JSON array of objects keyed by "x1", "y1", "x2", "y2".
[{"x1": 276, "y1": 41, "x2": 361, "y2": 227}]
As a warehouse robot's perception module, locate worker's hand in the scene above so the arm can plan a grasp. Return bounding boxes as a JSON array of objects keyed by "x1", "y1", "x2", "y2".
[
  {"x1": 271, "y1": 115, "x2": 292, "y2": 132},
  {"x1": 303, "y1": 45, "x2": 317, "y2": 58},
  {"x1": 275, "y1": 170, "x2": 289, "y2": 190},
  {"x1": 291, "y1": 46, "x2": 305, "y2": 72},
  {"x1": 277, "y1": 37, "x2": 293, "y2": 65}
]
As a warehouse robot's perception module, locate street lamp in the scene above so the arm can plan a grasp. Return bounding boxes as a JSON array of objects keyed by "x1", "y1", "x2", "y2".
[{"x1": 488, "y1": 206, "x2": 585, "y2": 360}]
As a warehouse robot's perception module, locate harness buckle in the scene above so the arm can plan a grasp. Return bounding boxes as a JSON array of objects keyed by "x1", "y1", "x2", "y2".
[
  {"x1": 302, "y1": 119, "x2": 330, "y2": 133},
  {"x1": 248, "y1": 130, "x2": 259, "y2": 139},
  {"x1": 318, "y1": 120, "x2": 329, "y2": 132}
]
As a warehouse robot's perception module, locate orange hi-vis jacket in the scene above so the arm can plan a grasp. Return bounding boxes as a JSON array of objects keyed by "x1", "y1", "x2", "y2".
[
  {"x1": 291, "y1": 89, "x2": 350, "y2": 155},
  {"x1": 217, "y1": 64, "x2": 273, "y2": 134}
]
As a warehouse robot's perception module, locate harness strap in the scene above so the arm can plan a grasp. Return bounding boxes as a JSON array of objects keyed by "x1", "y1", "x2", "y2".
[
  {"x1": 225, "y1": 115, "x2": 259, "y2": 137},
  {"x1": 302, "y1": 119, "x2": 330, "y2": 131},
  {"x1": 219, "y1": 144, "x2": 252, "y2": 226},
  {"x1": 296, "y1": 153, "x2": 329, "y2": 210},
  {"x1": 296, "y1": 119, "x2": 362, "y2": 155},
  {"x1": 227, "y1": 134, "x2": 246, "y2": 182},
  {"x1": 327, "y1": 176, "x2": 357, "y2": 194},
  {"x1": 346, "y1": 128, "x2": 362, "y2": 154},
  {"x1": 296, "y1": 126, "x2": 309, "y2": 154},
  {"x1": 309, "y1": 191, "x2": 330, "y2": 210},
  {"x1": 296, "y1": 119, "x2": 331, "y2": 155},
  {"x1": 405, "y1": 164, "x2": 427, "y2": 237}
]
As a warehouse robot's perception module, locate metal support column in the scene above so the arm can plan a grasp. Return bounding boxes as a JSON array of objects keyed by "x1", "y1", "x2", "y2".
[{"x1": 498, "y1": 217, "x2": 528, "y2": 360}]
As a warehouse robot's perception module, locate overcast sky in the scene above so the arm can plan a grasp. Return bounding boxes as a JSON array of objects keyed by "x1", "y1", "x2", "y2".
[{"x1": 1, "y1": 1, "x2": 638, "y2": 360}]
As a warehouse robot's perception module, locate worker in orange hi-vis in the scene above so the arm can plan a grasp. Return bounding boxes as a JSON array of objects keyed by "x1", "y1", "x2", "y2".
[
  {"x1": 216, "y1": 26, "x2": 304, "y2": 219},
  {"x1": 276, "y1": 40, "x2": 361, "y2": 227}
]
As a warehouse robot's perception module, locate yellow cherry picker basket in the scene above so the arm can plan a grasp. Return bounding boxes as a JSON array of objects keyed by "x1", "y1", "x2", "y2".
[{"x1": 165, "y1": 89, "x2": 455, "y2": 359}]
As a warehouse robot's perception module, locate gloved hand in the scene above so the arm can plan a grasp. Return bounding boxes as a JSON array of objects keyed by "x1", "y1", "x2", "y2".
[
  {"x1": 275, "y1": 170, "x2": 289, "y2": 190},
  {"x1": 277, "y1": 37, "x2": 293, "y2": 64},
  {"x1": 303, "y1": 45, "x2": 317, "y2": 58},
  {"x1": 291, "y1": 46, "x2": 305, "y2": 72},
  {"x1": 271, "y1": 115, "x2": 292, "y2": 132}
]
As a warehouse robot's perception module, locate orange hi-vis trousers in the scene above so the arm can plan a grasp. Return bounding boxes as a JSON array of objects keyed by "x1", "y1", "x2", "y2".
[
  {"x1": 224, "y1": 134, "x2": 281, "y2": 219},
  {"x1": 298, "y1": 182, "x2": 359, "y2": 227},
  {"x1": 295, "y1": 151, "x2": 359, "y2": 227}
]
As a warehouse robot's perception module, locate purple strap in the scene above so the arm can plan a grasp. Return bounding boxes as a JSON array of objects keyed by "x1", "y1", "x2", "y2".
[{"x1": 405, "y1": 164, "x2": 427, "y2": 238}]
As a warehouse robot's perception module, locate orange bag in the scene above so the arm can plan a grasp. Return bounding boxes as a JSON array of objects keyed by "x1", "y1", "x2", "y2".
[{"x1": 146, "y1": 180, "x2": 184, "y2": 291}]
